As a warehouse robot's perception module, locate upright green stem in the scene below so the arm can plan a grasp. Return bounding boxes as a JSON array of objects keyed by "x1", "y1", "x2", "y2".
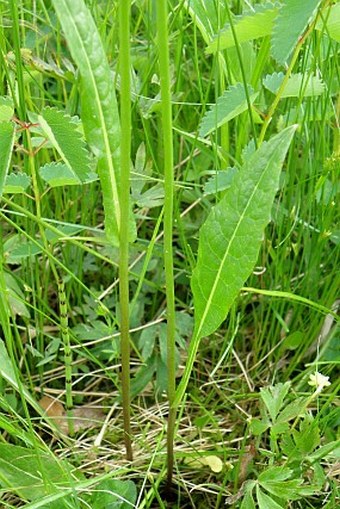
[
  {"x1": 118, "y1": 0, "x2": 133, "y2": 461},
  {"x1": 156, "y1": 1, "x2": 176, "y2": 485}
]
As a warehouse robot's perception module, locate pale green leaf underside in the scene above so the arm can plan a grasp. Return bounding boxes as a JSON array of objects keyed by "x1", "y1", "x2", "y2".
[
  {"x1": 315, "y1": 3, "x2": 340, "y2": 42},
  {"x1": 272, "y1": 0, "x2": 321, "y2": 64},
  {"x1": 206, "y1": 3, "x2": 279, "y2": 53},
  {"x1": 38, "y1": 108, "x2": 92, "y2": 183},
  {"x1": 4, "y1": 172, "x2": 31, "y2": 194},
  {"x1": 51, "y1": 0, "x2": 122, "y2": 244},
  {"x1": 39, "y1": 162, "x2": 97, "y2": 187},
  {"x1": 192, "y1": 126, "x2": 296, "y2": 339},
  {"x1": 263, "y1": 72, "x2": 325, "y2": 97},
  {"x1": 0, "y1": 121, "x2": 15, "y2": 197},
  {"x1": 199, "y1": 83, "x2": 258, "y2": 137}
]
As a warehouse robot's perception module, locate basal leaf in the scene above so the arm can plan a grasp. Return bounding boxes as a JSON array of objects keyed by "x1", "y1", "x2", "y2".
[
  {"x1": 50, "y1": 0, "x2": 126, "y2": 244},
  {"x1": 0, "y1": 443, "x2": 82, "y2": 504},
  {"x1": 90, "y1": 479, "x2": 137, "y2": 509},
  {"x1": 199, "y1": 84, "x2": 258, "y2": 137},
  {"x1": 191, "y1": 126, "x2": 297, "y2": 339},
  {"x1": 38, "y1": 108, "x2": 92, "y2": 183},
  {"x1": 272, "y1": 0, "x2": 321, "y2": 64},
  {"x1": 0, "y1": 121, "x2": 15, "y2": 197},
  {"x1": 4, "y1": 172, "x2": 31, "y2": 194},
  {"x1": 263, "y1": 72, "x2": 325, "y2": 97},
  {"x1": 206, "y1": 3, "x2": 279, "y2": 54},
  {"x1": 315, "y1": 3, "x2": 340, "y2": 42}
]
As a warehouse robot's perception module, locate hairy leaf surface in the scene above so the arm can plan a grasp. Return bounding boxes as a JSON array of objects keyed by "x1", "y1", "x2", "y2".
[
  {"x1": 199, "y1": 84, "x2": 258, "y2": 137},
  {"x1": 0, "y1": 122, "x2": 15, "y2": 197},
  {"x1": 272, "y1": 0, "x2": 321, "y2": 64},
  {"x1": 192, "y1": 126, "x2": 296, "y2": 339},
  {"x1": 51, "y1": 0, "x2": 123, "y2": 243}
]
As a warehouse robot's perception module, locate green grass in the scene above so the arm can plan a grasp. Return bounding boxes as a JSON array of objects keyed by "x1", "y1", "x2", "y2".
[{"x1": 0, "y1": 0, "x2": 339, "y2": 508}]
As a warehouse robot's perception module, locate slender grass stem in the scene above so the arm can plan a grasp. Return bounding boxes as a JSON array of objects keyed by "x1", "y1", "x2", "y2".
[
  {"x1": 118, "y1": 0, "x2": 133, "y2": 461},
  {"x1": 57, "y1": 279, "x2": 74, "y2": 436},
  {"x1": 156, "y1": 0, "x2": 176, "y2": 486}
]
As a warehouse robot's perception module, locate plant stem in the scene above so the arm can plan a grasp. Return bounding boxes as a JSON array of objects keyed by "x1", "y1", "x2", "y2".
[
  {"x1": 118, "y1": 0, "x2": 133, "y2": 461},
  {"x1": 156, "y1": 0, "x2": 176, "y2": 485}
]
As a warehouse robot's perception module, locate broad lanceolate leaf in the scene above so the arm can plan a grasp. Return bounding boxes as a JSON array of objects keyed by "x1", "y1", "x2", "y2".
[
  {"x1": 272, "y1": 0, "x2": 321, "y2": 64},
  {"x1": 0, "y1": 121, "x2": 15, "y2": 197},
  {"x1": 90, "y1": 479, "x2": 137, "y2": 509},
  {"x1": 192, "y1": 126, "x2": 297, "y2": 339},
  {"x1": 199, "y1": 84, "x2": 258, "y2": 137},
  {"x1": 0, "y1": 443, "x2": 82, "y2": 504},
  {"x1": 206, "y1": 3, "x2": 279, "y2": 54},
  {"x1": 38, "y1": 108, "x2": 93, "y2": 183},
  {"x1": 263, "y1": 72, "x2": 325, "y2": 98},
  {"x1": 51, "y1": 0, "x2": 124, "y2": 244}
]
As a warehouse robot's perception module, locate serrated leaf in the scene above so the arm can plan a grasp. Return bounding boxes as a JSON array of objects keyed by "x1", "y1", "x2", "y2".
[
  {"x1": 0, "y1": 443, "x2": 82, "y2": 504},
  {"x1": 259, "y1": 466, "x2": 292, "y2": 483},
  {"x1": 292, "y1": 415, "x2": 320, "y2": 454},
  {"x1": 199, "y1": 84, "x2": 258, "y2": 137},
  {"x1": 276, "y1": 397, "x2": 307, "y2": 423},
  {"x1": 256, "y1": 486, "x2": 284, "y2": 509},
  {"x1": 263, "y1": 72, "x2": 325, "y2": 98},
  {"x1": 203, "y1": 167, "x2": 237, "y2": 196},
  {"x1": 50, "y1": 0, "x2": 130, "y2": 244},
  {"x1": 0, "y1": 121, "x2": 15, "y2": 197},
  {"x1": 39, "y1": 161, "x2": 97, "y2": 187},
  {"x1": 38, "y1": 108, "x2": 92, "y2": 183},
  {"x1": 191, "y1": 126, "x2": 297, "y2": 339},
  {"x1": 206, "y1": 3, "x2": 279, "y2": 53},
  {"x1": 315, "y1": 3, "x2": 340, "y2": 42},
  {"x1": 0, "y1": 96, "x2": 14, "y2": 122},
  {"x1": 250, "y1": 418, "x2": 270, "y2": 436},
  {"x1": 135, "y1": 183, "x2": 164, "y2": 208},
  {"x1": 260, "y1": 382, "x2": 291, "y2": 422},
  {"x1": 272, "y1": 0, "x2": 321, "y2": 64},
  {"x1": 4, "y1": 172, "x2": 31, "y2": 194}
]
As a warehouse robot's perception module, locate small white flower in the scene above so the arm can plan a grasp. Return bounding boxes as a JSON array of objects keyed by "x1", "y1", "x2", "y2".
[{"x1": 308, "y1": 372, "x2": 331, "y2": 394}]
